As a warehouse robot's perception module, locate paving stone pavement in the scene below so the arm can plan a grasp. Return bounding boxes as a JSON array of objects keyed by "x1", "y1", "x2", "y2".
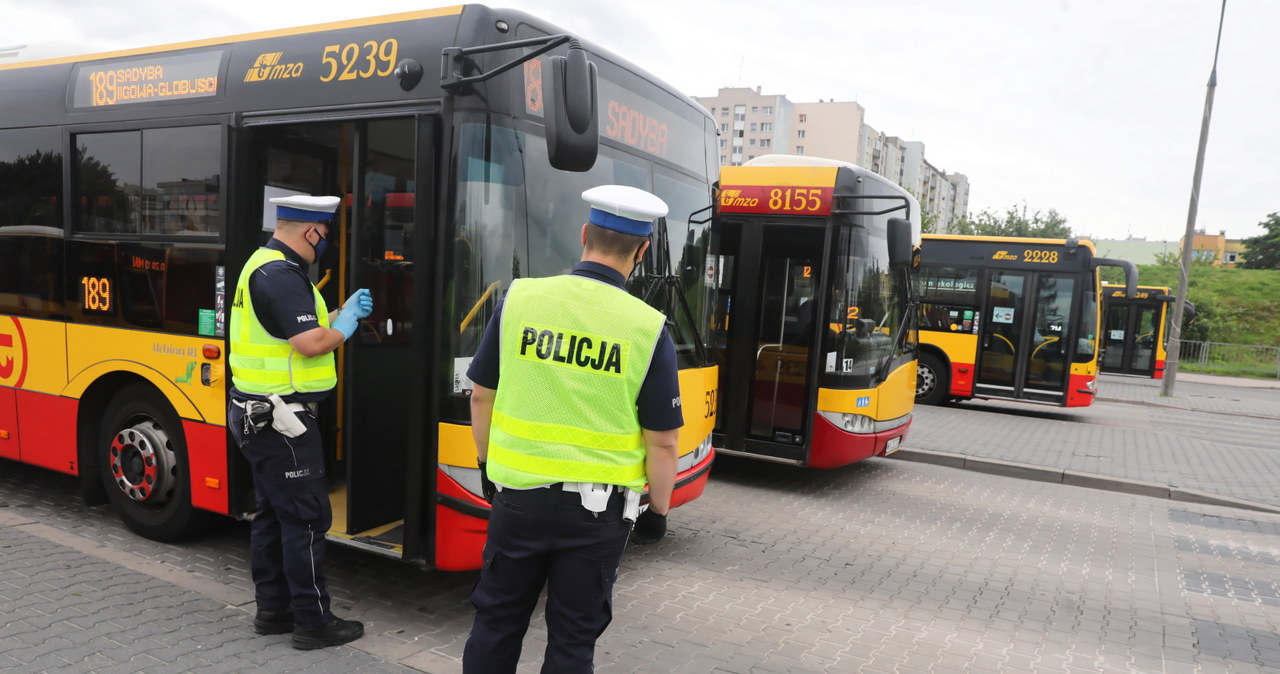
[
  {"x1": 5, "y1": 452, "x2": 1280, "y2": 672},
  {"x1": 1, "y1": 372, "x2": 1278, "y2": 672},
  {"x1": 905, "y1": 373, "x2": 1280, "y2": 509}
]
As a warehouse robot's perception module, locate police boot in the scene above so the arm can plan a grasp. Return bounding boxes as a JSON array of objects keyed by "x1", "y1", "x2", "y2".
[
  {"x1": 253, "y1": 608, "x2": 294, "y2": 635},
  {"x1": 291, "y1": 616, "x2": 365, "y2": 650}
]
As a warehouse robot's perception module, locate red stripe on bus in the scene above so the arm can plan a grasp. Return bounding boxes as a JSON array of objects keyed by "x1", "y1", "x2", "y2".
[
  {"x1": 949, "y1": 362, "x2": 975, "y2": 397},
  {"x1": 808, "y1": 412, "x2": 912, "y2": 469},
  {"x1": 1065, "y1": 373, "x2": 1097, "y2": 407},
  {"x1": 0, "y1": 386, "x2": 19, "y2": 461},
  {"x1": 184, "y1": 420, "x2": 230, "y2": 515},
  {"x1": 434, "y1": 469, "x2": 489, "y2": 571},
  {"x1": 15, "y1": 390, "x2": 77, "y2": 475}
]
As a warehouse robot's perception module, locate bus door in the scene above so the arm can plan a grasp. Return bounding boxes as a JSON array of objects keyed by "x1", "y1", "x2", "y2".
[
  {"x1": 1102, "y1": 300, "x2": 1159, "y2": 376},
  {"x1": 245, "y1": 116, "x2": 436, "y2": 557},
  {"x1": 714, "y1": 220, "x2": 825, "y2": 462},
  {"x1": 975, "y1": 271, "x2": 1075, "y2": 404}
]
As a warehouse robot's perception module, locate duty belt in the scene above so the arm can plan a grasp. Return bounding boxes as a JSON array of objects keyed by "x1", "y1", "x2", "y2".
[
  {"x1": 496, "y1": 481, "x2": 641, "y2": 520},
  {"x1": 231, "y1": 398, "x2": 316, "y2": 415}
]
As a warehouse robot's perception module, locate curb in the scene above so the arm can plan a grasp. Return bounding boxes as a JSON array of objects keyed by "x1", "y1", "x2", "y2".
[{"x1": 889, "y1": 448, "x2": 1280, "y2": 516}]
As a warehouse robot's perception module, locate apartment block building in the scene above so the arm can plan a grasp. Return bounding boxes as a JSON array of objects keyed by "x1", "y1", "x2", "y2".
[
  {"x1": 694, "y1": 86, "x2": 969, "y2": 232},
  {"x1": 791, "y1": 100, "x2": 865, "y2": 165},
  {"x1": 697, "y1": 87, "x2": 793, "y2": 166}
]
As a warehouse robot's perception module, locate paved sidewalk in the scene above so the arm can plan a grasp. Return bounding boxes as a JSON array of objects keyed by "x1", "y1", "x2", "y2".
[
  {"x1": 1098, "y1": 372, "x2": 1280, "y2": 418},
  {"x1": 0, "y1": 509, "x2": 413, "y2": 673},
  {"x1": 900, "y1": 371, "x2": 1280, "y2": 511},
  {"x1": 6, "y1": 455, "x2": 1280, "y2": 673}
]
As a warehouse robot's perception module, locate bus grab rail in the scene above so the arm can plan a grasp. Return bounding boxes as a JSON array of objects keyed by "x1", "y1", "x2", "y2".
[{"x1": 460, "y1": 281, "x2": 501, "y2": 333}]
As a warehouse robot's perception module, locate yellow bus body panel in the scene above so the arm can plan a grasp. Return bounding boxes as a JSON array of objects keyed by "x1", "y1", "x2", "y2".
[
  {"x1": 920, "y1": 330, "x2": 980, "y2": 364},
  {"x1": 815, "y1": 359, "x2": 916, "y2": 421},
  {"x1": 1, "y1": 317, "x2": 68, "y2": 394},
  {"x1": 676, "y1": 364, "x2": 718, "y2": 455},
  {"x1": 720, "y1": 165, "x2": 837, "y2": 188},
  {"x1": 439, "y1": 421, "x2": 476, "y2": 468},
  {"x1": 63, "y1": 324, "x2": 224, "y2": 423}
]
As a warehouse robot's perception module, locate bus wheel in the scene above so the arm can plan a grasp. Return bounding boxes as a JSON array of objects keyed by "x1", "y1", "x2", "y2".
[
  {"x1": 916, "y1": 353, "x2": 949, "y2": 406},
  {"x1": 98, "y1": 383, "x2": 212, "y2": 542}
]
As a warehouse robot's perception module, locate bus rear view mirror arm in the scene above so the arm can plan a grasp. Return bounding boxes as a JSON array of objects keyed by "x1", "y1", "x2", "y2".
[{"x1": 1092, "y1": 257, "x2": 1138, "y2": 298}]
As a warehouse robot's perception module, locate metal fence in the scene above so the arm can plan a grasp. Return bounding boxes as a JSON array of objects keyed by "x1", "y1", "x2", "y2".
[{"x1": 1178, "y1": 340, "x2": 1280, "y2": 378}]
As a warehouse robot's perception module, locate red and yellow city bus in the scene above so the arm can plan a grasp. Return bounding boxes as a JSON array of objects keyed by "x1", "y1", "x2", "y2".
[
  {"x1": 710, "y1": 156, "x2": 919, "y2": 468},
  {"x1": 0, "y1": 5, "x2": 716, "y2": 570},
  {"x1": 915, "y1": 235, "x2": 1136, "y2": 407},
  {"x1": 1100, "y1": 284, "x2": 1194, "y2": 379}
]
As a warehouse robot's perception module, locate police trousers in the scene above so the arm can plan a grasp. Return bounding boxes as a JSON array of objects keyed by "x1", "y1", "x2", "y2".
[
  {"x1": 463, "y1": 485, "x2": 631, "y2": 674},
  {"x1": 229, "y1": 401, "x2": 333, "y2": 630}
]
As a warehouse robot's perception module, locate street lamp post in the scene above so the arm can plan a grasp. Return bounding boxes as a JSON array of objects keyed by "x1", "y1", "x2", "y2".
[{"x1": 1162, "y1": 0, "x2": 1227, "y2": 397}]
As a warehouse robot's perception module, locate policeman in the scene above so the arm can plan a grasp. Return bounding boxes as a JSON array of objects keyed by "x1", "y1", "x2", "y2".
[
  {"x1": 462, "y1": 185, "x2": 683, "y2": 674},
  {"x1": 227, "y1": 194, "x2": 371, "y2": 650}
]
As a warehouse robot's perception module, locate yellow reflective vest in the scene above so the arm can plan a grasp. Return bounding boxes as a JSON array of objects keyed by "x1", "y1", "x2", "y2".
[
  {"x1": 229, "y1": 248, "x2": 337, "y2": 395},
  {"x1": 487, "y1": 274, "x2": 666, "y2": 492}
]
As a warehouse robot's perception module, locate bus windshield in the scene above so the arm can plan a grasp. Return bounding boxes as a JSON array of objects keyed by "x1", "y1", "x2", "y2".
[
  {"x1": 450, "y1": 119, "x2": 714, "y2": 382},
  {"x1": 820, "y1": 217, "x2": 911, "y2": 390}
]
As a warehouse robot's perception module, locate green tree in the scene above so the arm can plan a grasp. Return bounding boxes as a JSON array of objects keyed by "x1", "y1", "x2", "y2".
[
  {"x1": 1240, "y1": 212, "x2": 1280, "y2": 269},
  {"x1": 951, "y1": 203, "x2": 1072, "y2": 238}
]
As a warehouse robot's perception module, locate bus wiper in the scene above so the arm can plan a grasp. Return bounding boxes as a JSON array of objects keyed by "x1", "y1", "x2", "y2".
[
  {"x1": 641, "y1": 273, "x2": 709, "y2": 365},
  {"x1": 874, "y1": 267, "x2": 919, "y2": 382}
]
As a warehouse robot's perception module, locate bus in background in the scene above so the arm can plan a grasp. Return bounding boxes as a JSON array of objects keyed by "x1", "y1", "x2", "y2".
[
  {"x1": 915, "y1": 235, "x2": 1137, "y2": 407},
  {"x1": 0, "y1": 5, "x2": 717, "y2": 571},
  {"x1": 1100, "y1": 285, "x2": 1195, "y2": 379},
  {"x1": 710, "y1": 155, "x2": 919, "y2": 468}
]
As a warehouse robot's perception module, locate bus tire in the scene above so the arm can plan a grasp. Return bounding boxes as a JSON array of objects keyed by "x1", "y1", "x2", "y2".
[
  {"x1": 98, "y1": 382, "x2": 213, "y2": 542},
  {"x1": 916, "y1": 353, "x2": 949, "y2": 406}
]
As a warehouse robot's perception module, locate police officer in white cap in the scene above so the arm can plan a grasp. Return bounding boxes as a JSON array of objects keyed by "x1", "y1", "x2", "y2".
[
  {"x1": 462, "y1": 185, "x2": 683, "y2": 673},
  {"x1": 227, "y1": 194, "x2": 372, "y2": 649}
]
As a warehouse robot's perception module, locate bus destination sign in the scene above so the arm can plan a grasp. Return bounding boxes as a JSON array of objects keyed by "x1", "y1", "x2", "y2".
[
  {"x1": 718, "y1": 184, "x2": 833, "y2": 216},
  {"x1": 71, "y1": 51, "x2": 223, "y2": 108}
]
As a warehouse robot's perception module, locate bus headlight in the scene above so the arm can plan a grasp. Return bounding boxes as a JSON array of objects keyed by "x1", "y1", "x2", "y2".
[
  {"x1": 819, "y1": 411, "x2": 875, "y2": 434},
  {"x1": 678, "y1": 434, "x2": 714, "y2": 473},
  {"x1": 818, "y1": 411, "x2": 912, "y2": 435}
]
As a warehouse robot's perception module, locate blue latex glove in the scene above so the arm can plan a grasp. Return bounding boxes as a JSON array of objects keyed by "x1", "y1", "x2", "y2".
[
  {"x1": 343, "y1": 289, "x2": 374, "y2": 319},
  {"x1": 332, "y1": 310, "x2": 360, "y2": 340}
]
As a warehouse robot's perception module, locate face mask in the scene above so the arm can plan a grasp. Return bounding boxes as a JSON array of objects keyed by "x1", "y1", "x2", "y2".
[{"x1": 308, "y1": 227, "x2": 329, "y2": 260}]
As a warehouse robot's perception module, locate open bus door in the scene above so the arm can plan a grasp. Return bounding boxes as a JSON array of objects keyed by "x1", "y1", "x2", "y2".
[
  {"x1": 713, "y1": 219, "x2": 827, "y2": 463},
  {"x1": 241, "y1": 115, "x2": 437, "y2": 561}
]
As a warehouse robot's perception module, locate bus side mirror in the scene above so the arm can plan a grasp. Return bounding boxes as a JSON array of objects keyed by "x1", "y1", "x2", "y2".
[
  {"x1": 887, "y1": 217, "x2": 913, "y2": 268},
  {"x1": 545, "y1": 43, "x2": 599, "y2": 172}
]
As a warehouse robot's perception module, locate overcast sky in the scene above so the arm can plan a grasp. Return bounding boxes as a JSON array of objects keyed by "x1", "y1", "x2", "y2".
[{"x1": 4, "y1": 0, "x2": 1275, "y2": 241}]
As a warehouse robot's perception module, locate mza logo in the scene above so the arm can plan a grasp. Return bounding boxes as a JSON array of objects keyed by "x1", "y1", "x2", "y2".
[
  {"x1": 244, "y1": 52, "x2": 305, "y2": 82},
  {"x1": 991, "y1": 250, "x2": 1019, "y2": 261},
  {"x1": 0, "y1": 316, "x2": 29, "y2": 387},
  {"x1": 719, "y1": 189, "x2": 759, "y2": 209}
]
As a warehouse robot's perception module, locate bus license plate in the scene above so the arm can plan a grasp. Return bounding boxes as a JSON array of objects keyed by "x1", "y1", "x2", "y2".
[{"x1": 885, "y1": 437, "x2": 902, "y2": 455}]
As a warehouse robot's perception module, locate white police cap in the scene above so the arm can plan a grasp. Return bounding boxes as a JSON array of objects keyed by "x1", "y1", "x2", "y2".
[
  {"x1": 582, "y1": 185, "x2": 668, "y2": 237},
  {"x1": 269, "y1": 195, "x2": 341, "y2": 222}
]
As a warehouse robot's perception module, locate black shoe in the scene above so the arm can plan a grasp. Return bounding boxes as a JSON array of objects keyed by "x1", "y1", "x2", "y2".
[
  {"x1": 292, "y1": 617, "x2": 365, "y2": 650},
  {"x1": 253, "y1": 608, "x2": 294, "y2": 635}
]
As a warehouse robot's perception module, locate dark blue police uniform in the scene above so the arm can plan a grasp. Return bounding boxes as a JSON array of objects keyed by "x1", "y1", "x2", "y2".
[
  {"x1": 462, "y1": 261, "x2": 683, "y2": 674},
  {"x1": 227, "y1": 238, "x2": 336, "y2": 631}
]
